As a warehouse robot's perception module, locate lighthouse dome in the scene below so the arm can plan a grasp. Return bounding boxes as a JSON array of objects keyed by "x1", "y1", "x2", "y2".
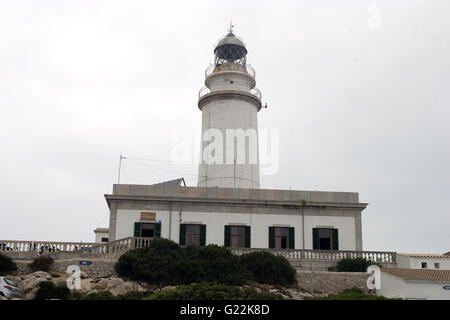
[{"x1": 214, "y1": 32, "x2": 248, "y2": 65}]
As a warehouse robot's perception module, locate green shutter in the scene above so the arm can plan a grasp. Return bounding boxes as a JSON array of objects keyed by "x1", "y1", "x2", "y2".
[
  {"x1": 179, "y1": 224, "x2": 186, "y2": 246},
  {"x1": 313, "y1": 228, "x2": 319, "y2": 250},
  {"x1": 224, "y1": 226, "x2": 231, "y2": 247},
  {"x1": 244, "y1": 226, "x2": 251, "y2": 248},
  {"x1": 289, "y1": 227, "x2": 295, "y2": 249},
  {"x1": 134, "y1": 222, "x2": 142, "y2": 237},
  {"x1": 269, "y1": 227, "x2": 275, "y2": 249},
  {"x1": 332, "y1": 229, "x2": 339, "y2": 250},
  {"x1": 155, "y1": 222, "x2": 161, "y2": 238},
  {"x1": 200, "y1": 225, "x2": 206, "y2": 246}
]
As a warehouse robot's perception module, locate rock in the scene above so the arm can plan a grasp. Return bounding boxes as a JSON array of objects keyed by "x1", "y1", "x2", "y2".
[
  {"x1": 93, "y1": 278, "x2": 109, "y2": 290},
  {"x1": 0, "y1": 295, "x2": 8, "y2": 300},
  {"x1": 80, "y1": 272, "x2": 89, "y2": 279},
  {"x1": 20, "y1": 271, "x2": 52, "y2": 298},
  {"x1": 161, "y1": 286, "x2": 176, "y2": 292},
  {"x1": 79, "y1": 279, "x2": 94, "y2": 294},
  {"x1": 106, "y1": 278, "x2": 134, "y2": 296}
]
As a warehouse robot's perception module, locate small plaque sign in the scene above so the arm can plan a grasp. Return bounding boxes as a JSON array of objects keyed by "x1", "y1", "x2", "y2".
[
  {"x1": 141, "y1": 212, "x2": 156, "y2": 221},
  {"x1": 443, "y1": 285, "x2": 450, "y2": 290},
  {"x1": 79, "y1": 261, "x2": 92, "y2": 265}
]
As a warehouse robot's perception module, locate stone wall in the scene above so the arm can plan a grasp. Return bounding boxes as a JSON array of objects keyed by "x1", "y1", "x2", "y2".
[
  {"x1": 14, "y1": 258, "x2": 118, "y2": 278},
  {"x1": 296, "y1": 271, "x2": 372, "y2": 295}
]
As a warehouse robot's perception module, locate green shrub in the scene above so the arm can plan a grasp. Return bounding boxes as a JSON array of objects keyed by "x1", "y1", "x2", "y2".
[
  {"x1": 115, "y1": 238, "x2": 250, "y2": 286},
  {"x1": 34, "y1": 281, "x2": 70, "y2": 300},
  {"x1": 0, "y1": 253, "x2": 17, "y2": 275},
  {"x1": 239, "y1": 251, "x2": 297, "y2": 286},
  {"x1": 76, "y1": 290, "x2": 151, "y2": 300},
  {"x1": 29, "y1": 255, "x2": 54, "y2": 272},
  {"x1": 335, "y1": 258, "x2": 379, "y2": 272},
  {"x1": 79, "y1": 291, "x2": 116, "y2": 300},
  {"x1": 143, "y1": 282, "x2": 284, "y2": 300}
]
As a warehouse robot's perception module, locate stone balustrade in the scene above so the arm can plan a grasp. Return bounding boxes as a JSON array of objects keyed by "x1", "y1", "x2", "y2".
[
  {"x1": 230, "y1": 248, "x2": 396, "y2": 263},
  {"x1": 0, "y1": 240, "x2": 96, "y2": 253},
  {"x1": 0, "y1": 237, "x2": 396, "y2": 264}
]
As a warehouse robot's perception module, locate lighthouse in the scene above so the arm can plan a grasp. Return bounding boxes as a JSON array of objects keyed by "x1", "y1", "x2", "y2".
[{"x1": 197, "y1": 27, "x2": 262, "y2": 189}]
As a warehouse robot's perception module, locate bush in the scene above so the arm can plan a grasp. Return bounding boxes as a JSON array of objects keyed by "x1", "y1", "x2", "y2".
[
  {"x1": 79, "y1": 291, "x2": 116, "y2": 300},
  {"x1": 335, "y1": 258, "x2": 379, "y2": 272},
  {"x1": 29, "y1": 255, "x2": 54, "y2": 272},
  {"x1": 77, "y1": 290, "x2": 151, "y2": 300},
  {"x1": 34, "y1": 281, "x2": 70, "y2": 300},
  {"x1": 239, "y1": 251, "x2": 297, "y2": 286},
  {"x1": 116, "y1": 238, "x2": 250, "y2": 286},
  {"x1": 143, "y1": 282, "x2": 284, "y2": 300},
  {"x1": 0, "y1": 253, "x2": 17, "y2": 275}
]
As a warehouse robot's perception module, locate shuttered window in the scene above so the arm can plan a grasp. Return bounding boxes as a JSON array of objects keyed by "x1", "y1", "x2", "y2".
[
  {"x1": 180, "y1": 224, "x2": 206, "y2": 246},
  {"x1": 134, "y1": 222, "x2": 161, "y2": 238},
  {"x1": 313, "y1": 228, "x2": 339, "y2": 250},
  {"x1": 224, "y1": 226, "x2": 250, "y2": 248}
]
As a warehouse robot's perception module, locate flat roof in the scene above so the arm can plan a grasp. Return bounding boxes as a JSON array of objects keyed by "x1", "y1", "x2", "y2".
[
  {"x1": 106, "y1": 184, "x2": 365, "y2": 207},
  {"x1": 398, "y1": 253, "x2": 450, "y2": 259}
]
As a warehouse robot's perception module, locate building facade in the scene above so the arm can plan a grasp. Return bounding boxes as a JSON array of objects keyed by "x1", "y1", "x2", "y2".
[{"x1": 104, "y1": 183, "x2": 365, "y2": 251}]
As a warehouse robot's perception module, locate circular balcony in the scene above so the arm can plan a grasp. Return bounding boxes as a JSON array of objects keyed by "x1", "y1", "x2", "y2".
[
  {"x1": 205, "y1": 63, "x2": 256, "y2": 78},
  {"x1": 198, "y1": 86, "x2": 261, "y2": 101}
]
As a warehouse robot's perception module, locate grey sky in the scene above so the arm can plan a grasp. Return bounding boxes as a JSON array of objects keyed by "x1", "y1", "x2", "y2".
[{"x1": 0, "y1": 0, "x2": 449, "y2": 253}]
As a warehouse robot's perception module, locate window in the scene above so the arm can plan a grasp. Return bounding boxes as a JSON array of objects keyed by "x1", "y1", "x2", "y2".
[
  {"x1": 186, "y1": 225, "x2": 201, "y2": 246},
  {"x1": 269, "y1": 227, "x2": 295, "y2": 249},
  {"x1": 434, "y1": 263, "x2": 440, "y2": 269},
  {"x1": 141, "y1": 223, "x2": 155, "y2": 237},
  {"x1": 421, "y1": 262, "x2": 428, "y2": 269},
  {"x1": 275, "y1": 227, "x2": 289, "y2": 249},
  {"x1": 134, "y1": 222, "x2": 161, "y2": 238},
  {"x1": 179, "y1": 224, "x2": 206, "y2": 246},
  {"x1": 230, "y1": 226, "x2": 246, "y2": 248},
  {"x1": 101, "y1": 237, "x2": 108, "y2": 243},
  {"x1": 313, "y1": 228, "x2": 339, "y2": 250},
  {"x1": 224, "y1": 226, "x2": 250, "y2": 248}
]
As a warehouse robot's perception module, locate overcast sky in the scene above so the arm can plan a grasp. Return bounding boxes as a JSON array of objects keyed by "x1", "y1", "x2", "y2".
[{"x1": 0, "y1": 0, "x2": 449, "y2": 253}]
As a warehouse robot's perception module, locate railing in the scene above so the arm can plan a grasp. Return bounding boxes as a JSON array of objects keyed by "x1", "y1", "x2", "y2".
[
  {"x1": 198, "y1": 86, "x2": 262, "y2": 101},
  {"x1": 0, "y1": 237, "x2": 396, "y2": 263},
  {"x1": 205, "y1": 63, "x2": 256, "y2": 78},
  {"x1": 0, "y1": 240, "x2": 97, "y2": 253},
  {"x1": 230, "y1": 248, "x2": 397, "y2": 263}
]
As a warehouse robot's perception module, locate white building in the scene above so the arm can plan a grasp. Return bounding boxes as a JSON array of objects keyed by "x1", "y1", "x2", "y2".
[
  {"x1": 378, "y1": 268, "x2": 450, "y2": 300},
  {"x1": 96, "y1": 29, "x2": 367, "y2": 251},
  {"x1": 397, "y1": 253, "x2": 450, "y2": 270}
]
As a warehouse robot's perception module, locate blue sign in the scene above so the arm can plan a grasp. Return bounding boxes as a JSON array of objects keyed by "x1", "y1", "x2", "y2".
[
  {"x1": 79, "y1": 261, "x2": 92, "y2": 265},
  {"x1": 443, "y1": 286, "x2": 450, "y2": 290}
]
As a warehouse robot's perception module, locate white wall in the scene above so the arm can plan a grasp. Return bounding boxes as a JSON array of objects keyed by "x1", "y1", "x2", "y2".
[
  {"x1": 397, "y1": 255, "x2": 450, "y2": 270},
  {"x1": 94, "y1": 232, "x2": 109, "y2": 243},
  {"x1": 115, "y1": 209, "x2": 357, "y2": 250},
  {"x1": 378, "y1": 271, "x2": 450, "y2": 300}
]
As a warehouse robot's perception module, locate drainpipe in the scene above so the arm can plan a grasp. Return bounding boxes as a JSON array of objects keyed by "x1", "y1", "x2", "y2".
[
  {"x1": 301, "y1": 200, "x2": 306, "y2": 250},
  {"x1": 169, "y1": 202, "x2": 173, "y2": 241}
]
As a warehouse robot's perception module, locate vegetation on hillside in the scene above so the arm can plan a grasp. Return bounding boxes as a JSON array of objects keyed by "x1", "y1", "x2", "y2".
[
  {"x1": 334, "y1": 258, "x2": 380, "y2": 272},
  {"x1": 0, "y1": 253, "x2": 17, "y2": 275},
  {"x1": 28, "y1": 255, "x2": 54, "y2": 272},
  {"x1": 115, "y1": 238, "x2": 297, "y2": 287}
]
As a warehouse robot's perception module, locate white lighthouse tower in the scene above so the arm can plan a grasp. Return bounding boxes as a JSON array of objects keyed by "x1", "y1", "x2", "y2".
[{"x1": 197, "y1": 27, "x2": 262, "y2": 189}]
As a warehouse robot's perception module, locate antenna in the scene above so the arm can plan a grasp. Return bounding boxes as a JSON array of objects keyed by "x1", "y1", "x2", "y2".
[
  {"x1": 228, "y1": 21, "x2": 235, "y2": 34},
  {"x1": 117, "y1": 153, "x2": 127, "y2": 185}
]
